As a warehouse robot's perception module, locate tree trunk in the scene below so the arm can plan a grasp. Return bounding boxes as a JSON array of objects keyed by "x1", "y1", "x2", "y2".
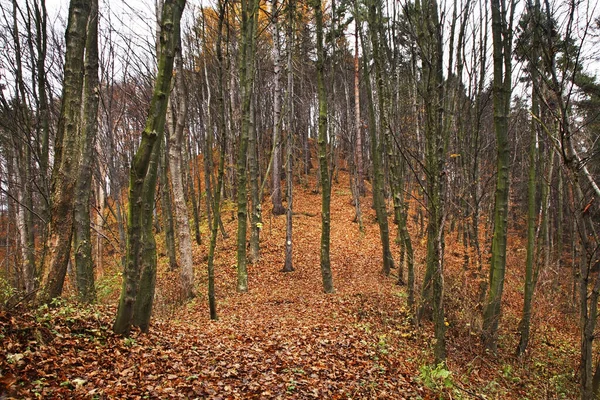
[
  {"x1": 207, "y1": 0, "x2": 227, "y2": 320},
  {"x1": 248, "y1": 89, "x2": 261, "y2": 264},
  {"x1": 517, "y1": 9, "x2": 540, "y2": 353},
  {"x1": 236, "y1": 0, "x2": 259, "y2": 292},
  {"x1": 482, "y1": 0, "x2": 515, "y2": 351},
  {"x1": 271, "y1": 0, "x2": 285, "y2": 216},
  {"x1": 74, "y1": 0, "x2": 99, "y2": 303},
  {"x1": 160, "y1": 137, "x2": 178, "y2": 270},
  {"x1": 356, "y1": 3, "x2": 394, "y2": 277},
  {"x1": 354, "y1": 22, "x2": 365, "y2": 196},
  {"x1": 313, "y1": 0, "x2": 334, "y2": 293},
  {"x1": 185, "y1": 140, "x2": 202, "y2": 245},
  {"x1": 168, "y1": 49, "x2": 194, "y2": 301},
  {"x1": 39, "y1": 0, "x2": 92, "y2": 305},
  {"x1": 113, "y1": 0, "x2": 186, "y2": 335},
  {"x1": 282, "y1": 0, "x2": 295, "y2": 273}
]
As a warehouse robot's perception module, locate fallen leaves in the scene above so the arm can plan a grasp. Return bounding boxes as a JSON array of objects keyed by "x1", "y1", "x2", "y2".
[{"x1": 0, "y1": 170, "x2": 580, "y2": 399}]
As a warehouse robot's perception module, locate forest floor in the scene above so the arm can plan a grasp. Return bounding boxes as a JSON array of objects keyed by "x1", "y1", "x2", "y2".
[{"x1": 1, "y1": 169, "x2": 581, "y2": 399}]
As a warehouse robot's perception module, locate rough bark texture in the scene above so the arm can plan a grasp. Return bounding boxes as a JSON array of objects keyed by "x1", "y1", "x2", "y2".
[
  {"x1": 113, "y1": 0, "x2": 186, "y2": 336},
  {"x1": 39, "y1": 0, "x2": 92, "y2": 305}
]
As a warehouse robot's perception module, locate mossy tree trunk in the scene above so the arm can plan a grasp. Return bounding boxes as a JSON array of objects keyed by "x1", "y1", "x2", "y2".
[{"x1": 113, "y1": 0, "x2": 186, "y2": 336}]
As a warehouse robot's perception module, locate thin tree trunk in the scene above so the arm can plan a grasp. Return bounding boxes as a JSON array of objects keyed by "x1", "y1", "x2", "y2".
[
  {"x1": 185, "y1": 140, "x2": 202, "y2": 245},
  {"x1": 248, "y1": 86, "x2": 261, "y2": 264}
]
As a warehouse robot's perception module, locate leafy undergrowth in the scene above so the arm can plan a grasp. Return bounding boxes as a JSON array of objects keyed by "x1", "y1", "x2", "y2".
[{"x1": 0, "y1": 170, "x2": 580, "y2": 399}]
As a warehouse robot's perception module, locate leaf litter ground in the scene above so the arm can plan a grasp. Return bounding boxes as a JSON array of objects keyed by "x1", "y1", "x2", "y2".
[{"x1": 0, "y1": 171, "x2": 580, "y2": 399}]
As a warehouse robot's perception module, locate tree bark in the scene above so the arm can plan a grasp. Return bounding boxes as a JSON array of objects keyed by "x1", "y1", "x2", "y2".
[{"x1": 354, "y1": 22, "x2": 365, "y2": 196}]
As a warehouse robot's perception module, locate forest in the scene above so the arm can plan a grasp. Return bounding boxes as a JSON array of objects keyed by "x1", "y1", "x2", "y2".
[{"x1": 0, "y1": 0, "x2": 600, "y2": 398}]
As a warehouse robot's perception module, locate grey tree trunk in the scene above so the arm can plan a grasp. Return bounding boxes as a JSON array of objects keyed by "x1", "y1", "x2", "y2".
[
  {"x1": 248, "y1": 89, "x2": 261, "y2": 264},
  {"x1": 354, "y1": 23, "x2": 365, "y2": 196}
]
